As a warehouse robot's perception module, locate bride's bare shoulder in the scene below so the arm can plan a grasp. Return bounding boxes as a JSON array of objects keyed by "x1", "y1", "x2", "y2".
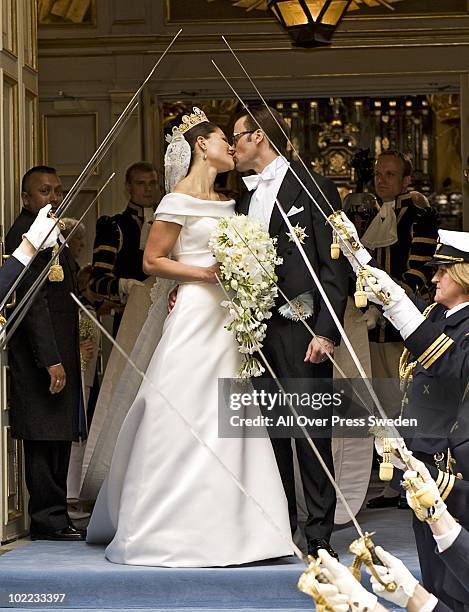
[
  {"x1": 170, "y1": 187, "x2": 190, "y2": 195},
  {"x1": 216, "y1": 193, "x2": 233, "y2": 202}
]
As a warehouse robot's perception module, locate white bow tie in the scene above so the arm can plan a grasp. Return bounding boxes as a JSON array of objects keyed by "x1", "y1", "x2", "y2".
[{"x1": 242, "y1": 166, "x2": 276, "y2": 191}]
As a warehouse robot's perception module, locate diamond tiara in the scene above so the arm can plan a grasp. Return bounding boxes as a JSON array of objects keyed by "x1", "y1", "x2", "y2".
[{"x1": 175, "y1": 107, "x2": 209, "y2": 135}]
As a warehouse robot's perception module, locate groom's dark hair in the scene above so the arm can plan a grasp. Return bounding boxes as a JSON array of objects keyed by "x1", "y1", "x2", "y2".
[{"x1": 234, "y1": 105, "x2": 290, "y2": 155}]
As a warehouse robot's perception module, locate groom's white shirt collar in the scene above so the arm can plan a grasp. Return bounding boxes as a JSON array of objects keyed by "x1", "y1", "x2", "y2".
[
  {"x1": 244, "y1": 156, "x2": 290, "y2": 230},
  {"x1": 242, "y1": 156, "x2": 289, "y2": 191}
]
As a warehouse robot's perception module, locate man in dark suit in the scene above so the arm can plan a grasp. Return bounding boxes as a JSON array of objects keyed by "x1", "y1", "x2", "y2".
[
  {"x1": 232, "y1": 105, "x2": 349, "y2": 558},
  {"x1": 5, "y1": 166, "x2": 85, "y2": 541},
  {"x1": 0, "y1": 204, "x2": 61, "y2": 304}
]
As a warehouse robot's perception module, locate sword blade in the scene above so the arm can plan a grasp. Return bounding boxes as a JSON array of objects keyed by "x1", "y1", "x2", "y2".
[
  {"x1": 70, "y1": 292, "x2": 304, "y2": 562},
  {"x1": 0, "y1": 173, "x2": 115, "y2": 351},
  {"x1": 211, "y1": 60, "x2": 412, "y2": 463},
  {"x1": 1, "y1": 27, "x2": 182, "y2": 308}
]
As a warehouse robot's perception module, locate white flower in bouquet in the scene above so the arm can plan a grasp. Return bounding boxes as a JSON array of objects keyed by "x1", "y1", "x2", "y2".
[{"x1": 209, "y1": 214, "x2": 282, "y2": 379}]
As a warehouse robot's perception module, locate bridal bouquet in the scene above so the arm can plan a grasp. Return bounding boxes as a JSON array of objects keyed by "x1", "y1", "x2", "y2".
[{"x1": 209, "y1": 214, "x2": 282, "y2": 379}]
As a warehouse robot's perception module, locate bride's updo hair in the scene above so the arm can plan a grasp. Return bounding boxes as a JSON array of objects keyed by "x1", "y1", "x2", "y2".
[{"x1": 184, "y1": 121, "x2": 219, "y2": 165}]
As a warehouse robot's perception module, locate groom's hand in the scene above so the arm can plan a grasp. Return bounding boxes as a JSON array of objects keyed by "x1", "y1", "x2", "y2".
[{"x1": 304, "y1": 336, "x2": 334, "y2": 364}]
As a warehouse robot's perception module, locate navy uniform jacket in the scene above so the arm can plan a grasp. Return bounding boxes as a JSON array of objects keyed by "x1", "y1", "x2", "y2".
[
  {"x1": 402, "y1": 302, "x2": 469, "y2": 456},
  {"x1": 0, "y1": 256, "x2": 25, "y2": 303},
  {"x1": 369, "y1": 194, "x2": 438, "y2": 343},
  {"x1": 389, "y1": 302, "x2": 469, "y2": 609},
  {"x1": 438, "y1": 527, "x2": 469, "y2": 600},
  {"x1": 434, "y1": 600, "x2": 456, "y2": 612},
  {"x1": 89, "y1": 202, "x2": 148, "y2": 306},
  {"x1": 412, "y1": 515, "x2": 469, "y2": 611}
]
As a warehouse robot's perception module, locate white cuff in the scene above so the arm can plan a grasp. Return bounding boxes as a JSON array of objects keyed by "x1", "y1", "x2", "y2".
[
  {"x1": 419, "y1": 593, "x2": 439, "y2": 612},
  {"x1": 12, "y1": 248, "x2": 32, "y2": 267},
  {"x1": 383, "y1": 296, "x2": 425, "y2": 339},
  {"x1": 434, "y1": 523, "x2": 462, "y2": 553}
]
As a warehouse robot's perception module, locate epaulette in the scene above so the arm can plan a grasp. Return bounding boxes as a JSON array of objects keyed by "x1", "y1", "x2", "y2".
[
  {"x1": 95, "y1": 215, "x2": 114, "y2": 231},
  {"x1": 95, "y1": 215, "x2": 123, "y2": 252},
  {"x1": 399, "y1": 302, "x2": 440, "y2": 385},
  {"x1": 409, "y1": 193, "x2": 429, "y2": 210}
]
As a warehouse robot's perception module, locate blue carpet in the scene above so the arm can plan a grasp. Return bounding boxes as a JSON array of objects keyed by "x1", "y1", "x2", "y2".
[{"x1": 0, "y1": 505, "x2": 419, "y2": 610}]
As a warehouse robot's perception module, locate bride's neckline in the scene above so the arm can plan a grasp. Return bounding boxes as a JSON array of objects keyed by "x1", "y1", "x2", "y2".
[{"x1": 168, "y1": 192, "x2": 234, "y2": 204}]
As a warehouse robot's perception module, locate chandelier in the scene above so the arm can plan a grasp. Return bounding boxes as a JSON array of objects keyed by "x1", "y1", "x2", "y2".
[{"x1": 214, "y1": 0, "x2": 405, "y2": 47}]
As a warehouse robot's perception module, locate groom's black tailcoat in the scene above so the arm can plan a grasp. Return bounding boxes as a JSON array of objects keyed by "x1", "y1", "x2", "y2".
[{"x1": 237, "y1": 160, "x2": 349, "y2": 544}]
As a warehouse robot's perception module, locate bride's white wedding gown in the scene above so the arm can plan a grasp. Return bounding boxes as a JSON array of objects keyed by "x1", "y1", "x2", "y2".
[{"x1": 86, "y1": 193, "x2": 293, "y2": 567}]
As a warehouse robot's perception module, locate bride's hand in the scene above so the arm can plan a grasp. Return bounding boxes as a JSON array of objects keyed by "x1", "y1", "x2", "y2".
[
  {"x1": 203, "y1": 263, "x2": 221, "y2": 284},
  {"x1": 167, "y1": 287, "x2": 178, "y2": 313}
]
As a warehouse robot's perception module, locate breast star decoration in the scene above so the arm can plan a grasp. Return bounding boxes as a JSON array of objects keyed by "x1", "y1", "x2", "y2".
[{"x1": 287, "y1": 224, "x2": 308, "y2": 244}]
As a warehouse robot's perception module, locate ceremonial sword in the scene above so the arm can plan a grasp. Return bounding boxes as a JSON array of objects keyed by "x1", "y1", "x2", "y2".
[
  {"x1": 70, "y1": 292, "x2": 305, "y2": 562},
  {"x1": 0, "y1": 28, "x2": 182, "y2": 317},
  {"x1": 211, "y1": 53, "x2": 412, "y2": 462},
  {"x1": 0, "y1": 174, "x2": 115, "y2": 350}
]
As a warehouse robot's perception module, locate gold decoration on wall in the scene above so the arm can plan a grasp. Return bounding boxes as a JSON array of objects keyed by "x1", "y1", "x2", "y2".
[
  {"x1": 38, "y1": 0, "x2": 94, "y2": 24},
  {"x1": 427, "y1": 94, "x2": 461, "y2": 192}
]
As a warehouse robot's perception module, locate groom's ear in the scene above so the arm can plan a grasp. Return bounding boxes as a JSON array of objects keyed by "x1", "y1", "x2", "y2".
[{"x1": 253, "y1": 129, "x2": 265, "y2": 145}]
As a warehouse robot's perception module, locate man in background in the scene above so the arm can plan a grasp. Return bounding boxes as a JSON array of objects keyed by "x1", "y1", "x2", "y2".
[
  {"x1": 89, "y1": 161, "x2": 158, "y2": 334},
  {"x1": 5, "y1": 166, "x2": 84, "y2": 540},
  {"x1": 364, "y1": 150, "x2": 438, "y2": 508}
]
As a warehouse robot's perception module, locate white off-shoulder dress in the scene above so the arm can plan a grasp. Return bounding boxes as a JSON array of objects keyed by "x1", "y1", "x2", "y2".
[{"x1": 86, "y1": 193, "x2": 292, "y2": 567}]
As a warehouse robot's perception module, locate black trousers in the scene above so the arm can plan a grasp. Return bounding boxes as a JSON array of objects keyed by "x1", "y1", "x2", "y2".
[
  {"x1": 23, "y1": 439, "x2": 72, "y2": 533},
  {"x1": 257, "y1": 314, "x2": 336, "y2": 544}
]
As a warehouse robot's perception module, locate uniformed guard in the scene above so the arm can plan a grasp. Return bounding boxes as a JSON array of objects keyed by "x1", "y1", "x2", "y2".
[
  {"x1": 353, "y1": 151, "x2": 439, "y2": 508},
  {"x1": 89, "y1": 161, "x2": 159, "y2": 334},
  {"x1": 334, "y1": 215, "x2": 469, "y2": 610},
  {"x1": 364, "y1": 151, "x2": 439, "y2": 307}
]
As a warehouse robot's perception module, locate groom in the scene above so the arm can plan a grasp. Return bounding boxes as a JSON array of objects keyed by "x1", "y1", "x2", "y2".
[{"x1": 232, "y1": 105, "x2": 348, "y2": 558}]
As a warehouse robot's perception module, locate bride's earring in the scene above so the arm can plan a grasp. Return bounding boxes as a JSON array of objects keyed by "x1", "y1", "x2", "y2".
[{"x1": 202, "y1": 149, "x2": 207, "y2": 161}]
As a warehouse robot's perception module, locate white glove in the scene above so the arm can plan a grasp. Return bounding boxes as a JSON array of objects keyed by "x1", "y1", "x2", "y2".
[
  {"x1": 361, "y1": 265, "x2": 405, "y2": 309},
  {"x1": 368, "y1": 545, "x2": 419, "y2": 607},
  {"x1": 374, "y1": 436, "x2": 409, "y2": 470},
  {"x1": 362, "y1": 265, "x2": 425, "y2": 339},
  {"x1": 314, "y1": 582, "x2": 349, "y2": 612},
  {"x1": 22, "y1": 204, "x2": 61, "y2": 250},
  {"x1": 318, "y1": 549, "x2": 378, "y2": 612},
  {"x1": 118, "y1": 278, "x2": 144, "y2": 304},
  {"x1": 332, "y1": 211, "x2": 372, "y2": 272},
  {"x1": 403, "y1": 457, "x2": 447, "y2": 522}
]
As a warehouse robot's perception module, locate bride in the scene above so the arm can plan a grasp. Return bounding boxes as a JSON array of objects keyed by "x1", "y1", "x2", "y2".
[{"x1": 86, "y1": 108, "x2": 293, "y2": 567}]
